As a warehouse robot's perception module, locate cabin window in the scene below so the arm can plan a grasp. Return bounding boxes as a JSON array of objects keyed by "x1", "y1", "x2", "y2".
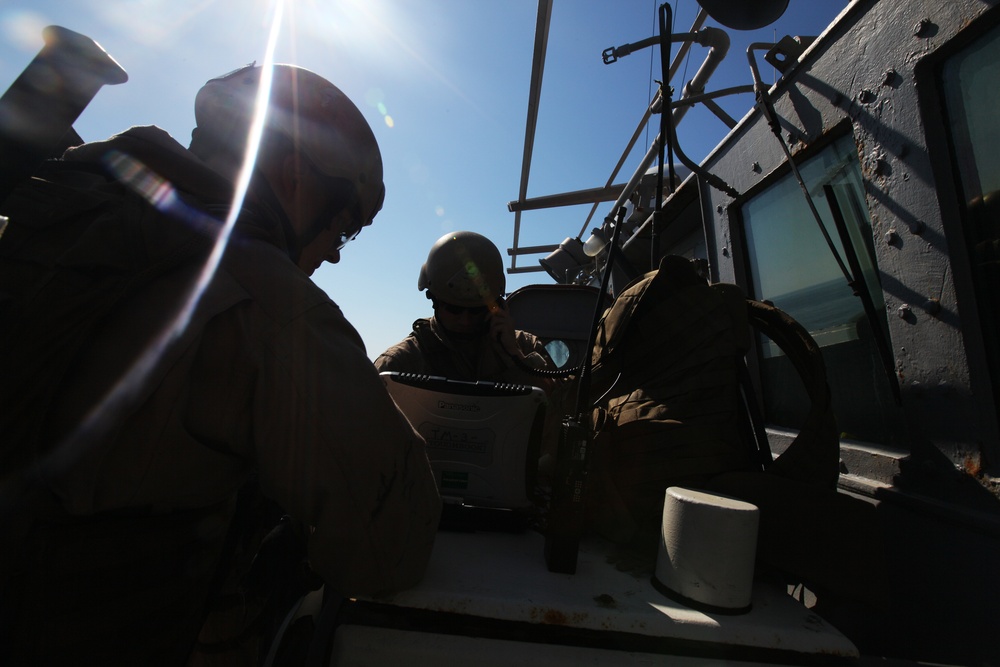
[
  {"x1": 544, "y1": 339, "x2": 571, "y2": 368},
  {"x1": 741, "y1": 134, "x2": 898, "y2": 444},
  {"x1": 941, "y1": 24, "x2": 1000, "y2": 425}
]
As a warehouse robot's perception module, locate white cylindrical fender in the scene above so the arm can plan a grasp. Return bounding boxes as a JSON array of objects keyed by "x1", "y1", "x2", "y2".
[{"x1": 653, "y1": 486, "x2": 760, "y2": 613}]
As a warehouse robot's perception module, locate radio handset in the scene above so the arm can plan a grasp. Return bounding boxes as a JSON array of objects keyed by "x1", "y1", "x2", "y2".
[
  {"x1": 544, "y1": 204, "x2": 628, "y2": 574},
  {"x1": 491, "y1": 296, "x2": 512, "y2": 349}
]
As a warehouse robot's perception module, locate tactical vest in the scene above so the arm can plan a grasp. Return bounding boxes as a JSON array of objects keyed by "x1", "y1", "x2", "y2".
[
  {"x1": 586, "y1": 256, "x2": 755, "y2": 541},
  {"x1": 586, "y1": 256, "x2": 838, "y2": 544}
]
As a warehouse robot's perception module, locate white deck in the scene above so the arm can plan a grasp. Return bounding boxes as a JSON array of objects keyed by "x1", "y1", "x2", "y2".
[{"x1": 346, "y1": 529, "x2": 858, "y2": 660}]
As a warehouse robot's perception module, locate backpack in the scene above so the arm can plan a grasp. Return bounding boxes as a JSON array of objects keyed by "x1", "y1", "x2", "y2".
[
  {"x1": 586, "y1": 255, "x2": 839, "y2": 543},
  {"x1": 0, "y1": 159, "x2": 317, "y2": 664},
  {"x1": 0, "y1": 160, "x2": 211, "y2": 478}
]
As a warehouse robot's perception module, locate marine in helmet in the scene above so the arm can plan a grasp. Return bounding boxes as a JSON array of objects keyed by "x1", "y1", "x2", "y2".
[
  {"x1": 375, "y1": 231, "x2": 555, "y2": 385},
  {"x1": 189, "y1": 63, "x2": 385, "y2": 274},
  {"x1": 0, "y1": 63, "x2": 439, "y2": 664}
]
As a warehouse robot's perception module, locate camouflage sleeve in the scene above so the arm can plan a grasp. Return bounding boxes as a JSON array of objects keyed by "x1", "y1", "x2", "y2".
[
  {"x1": 251, "y1": 299, "x2": 441, "y2": 596},
  {"x1": 514, "y1": 329, "x2": 555, "y2": 370},
  {"x1": 373, "y1": 334, "x2": 430, "y2": 374}
]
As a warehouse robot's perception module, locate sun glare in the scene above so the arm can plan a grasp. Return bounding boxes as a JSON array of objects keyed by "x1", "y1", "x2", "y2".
[
  {"x1": 288, "y1": 0, "x2": 485, "y2": 119},
  {"x1": 50, "y1": 0, "x2": 288, "y2": 468},
  {"x1": 0, "y1": 9, "x2": 49, "y2": 53},
  {"x1": 92, "y1": 0, "x2": 228, "y2": 50}
]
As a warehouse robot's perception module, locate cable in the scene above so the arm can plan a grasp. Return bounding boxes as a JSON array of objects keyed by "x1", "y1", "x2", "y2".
[
  {"x1": 651, "y1": 2, "x2": 675, "y2": 266},
  {"x1": 510, "y1": 354, "x2": 582, "y2": 378}
]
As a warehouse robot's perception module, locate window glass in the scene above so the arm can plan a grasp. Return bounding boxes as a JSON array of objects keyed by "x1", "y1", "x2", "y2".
[
  {"x1": 942, "y1": 23, "x2": 1000, "y2": 429},
  {"x1": 943, "y1": 25, "x2": 1000, "y2": 199},
  {"x1": 544, "y1": 339, "x2": 571, "y2": 368},
  {"x1": 742, "y1": 134, "x2": 899, "y2": 444}
]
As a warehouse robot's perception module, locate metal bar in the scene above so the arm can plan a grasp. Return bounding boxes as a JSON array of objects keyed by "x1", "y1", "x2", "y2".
[
  {"x1": 574, "y1": 10, "x2": 709, "y2": 240},
  {"x1": 510, "y1": 0, "x2": 553, "y2": 271},
  {"x1": 507, "y1": 265, "x2": 547, "y2": 275},
  {"x1": 700, "y1": 97, "x2": 740, "y2": 129},
  {"x1": 823, "y1": 183, "x2": 901, "y2": 404},
  {"x1": 601, "y1": 31, "x2": 704, "y2": 64},
  {"x1": 574, "y1": 107, "x2": 653, "y2": 239},
  {"x1": 747, "y1": 41, "x2": 853, "y2": 283},
  {"x1": 506, "y1": 244, "x2": 559, "y2": 255},
  {"x1": 669, "y1": 9, "x2": 708, "y2": 81},
  {"x1": 508, "y1": 183, "x2": 627, "y2": 214},
  {"x1": 578, "y1": 21, "x2": 735, "y2": 240},
  {"x1": 511, "y1": 9, "x2": 731, "y2": 273},
  {"x1": 671, "y1": 27, "x2": 730, "y2": 127},
  {"x1": 671, "y1": 83, "x2": 754, "y2": 110}
]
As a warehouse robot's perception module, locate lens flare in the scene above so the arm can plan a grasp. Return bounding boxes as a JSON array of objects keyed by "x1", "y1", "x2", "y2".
[
  {"x1": 43, "y1": 1, "x2": 288, "y2": 476},
  {"x1": 367, "y1": 90, "x2": 393, "y2": 128}
]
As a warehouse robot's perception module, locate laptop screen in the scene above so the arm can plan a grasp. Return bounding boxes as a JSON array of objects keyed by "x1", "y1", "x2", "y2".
[{"x1": 380, "y1": 372, "x2": 547, "y2": 511}]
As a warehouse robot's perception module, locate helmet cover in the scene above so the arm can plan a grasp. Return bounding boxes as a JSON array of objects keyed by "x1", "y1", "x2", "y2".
[
  {"x1": 195, "y1": 63, "x2": 385, "y2": 227},
  {"x1": 418, "y1": 231, "x2": 506, "y2": 308}
]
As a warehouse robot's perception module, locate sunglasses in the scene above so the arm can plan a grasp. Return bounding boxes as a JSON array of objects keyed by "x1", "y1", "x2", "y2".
[
  {"x1": 335, "y1": 222, "x2": 363, "y2": 251},
  {"x1": 303, "y1": 157, "x2": 380, "y2": 253},
  {"x1": 335, "y1": 184, "x2": 383, "y2": 251},
  {"x1": 436, "y1": 302, "x2": 489, "y2": 316}
]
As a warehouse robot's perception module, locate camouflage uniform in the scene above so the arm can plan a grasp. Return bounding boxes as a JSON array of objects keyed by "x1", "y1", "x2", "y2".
[
  {"x1": 0, "y1": 126, "x2": 441, "y2": 664},
  {"x1": 375, "y1": 315, "x2": 552, "y2": 384}
]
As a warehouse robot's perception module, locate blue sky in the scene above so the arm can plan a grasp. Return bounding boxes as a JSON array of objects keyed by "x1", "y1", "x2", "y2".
[{"x1": 0, "y1": 0, "x2": 848, "y2": 360}]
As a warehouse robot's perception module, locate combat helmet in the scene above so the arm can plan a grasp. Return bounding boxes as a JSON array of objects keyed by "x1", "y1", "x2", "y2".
[
  {"x1": 194, "y1": 63, "x2": 385, "y2": 229},
  {"x1": 418, "y1": 231, "x2": 506, "y2": 308}
]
